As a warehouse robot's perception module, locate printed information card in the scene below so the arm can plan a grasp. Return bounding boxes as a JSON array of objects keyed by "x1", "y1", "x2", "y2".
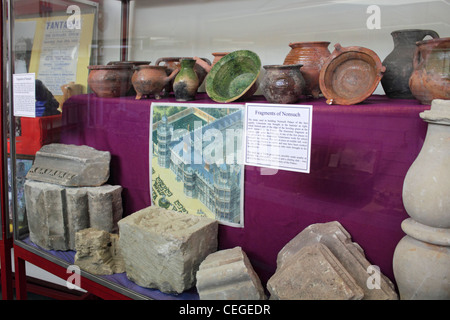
[
  {"x1": 244, "y1": 103, "x2": 313, "y2": 173},
  {"x1": 13, "y1": 73, "x2": 36, "y2": 117}
]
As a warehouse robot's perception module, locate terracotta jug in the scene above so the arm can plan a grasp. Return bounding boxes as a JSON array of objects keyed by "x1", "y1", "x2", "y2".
[
  {"x1": 283, "y1": 41, "x2": 331, "y2": 98},
  {"x1": 381, "y1": 29, "x2": 439, "y2": 99},
  {"x1": 211, "y1": 52, "x2": 230, "y2": 66},
  {"x1": 131, "y1": 65, "x2": 179, "y2": 99},
  {"x1": 261, "y1": 64, "x2": 305, "y2": 104},
  {"x1": 173, "y1": 59, "x2": 199, "y2": 101},
  {"x1": 409, "y1": 37, "x2": 450, "y2": 104}
]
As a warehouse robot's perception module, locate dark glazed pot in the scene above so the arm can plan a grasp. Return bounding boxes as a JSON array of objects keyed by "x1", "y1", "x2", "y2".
[
  {"x1": 283, "y1": 41, "x2": 331, "y2": 98},
  {"x1": 381, "y1": 29, "x2": 439, "y2": 99},
  {"x1": 87, "y1": 65, "x2": 133, "y2": 98},
  {"x1": 261, "y1": 64, "x2": 305, "y2": 104},
  {"x1": 409, "y1": 37, "x2": 450, "y2": 105}
]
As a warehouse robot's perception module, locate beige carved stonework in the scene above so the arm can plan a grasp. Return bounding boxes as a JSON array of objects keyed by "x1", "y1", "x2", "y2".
[
  {"x1": 118, "y1": 206, "x2": 218, "y2": 294},
  {"x1": 196, "y1": 246, "x2": 266, "y2": 300},
  {"x1": 74, "y1": 228, "x2": 125, "y2": 275},
  {"x1": 268, "y1": 243, "x2": 364, "y2": 300},
  {"x1": 394, "y1": 99, "x2": 450, "y2": 299}
]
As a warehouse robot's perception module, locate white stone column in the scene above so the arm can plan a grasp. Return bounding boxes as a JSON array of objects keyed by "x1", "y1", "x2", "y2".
[{"x1": 393, "y1": 99, "x2": 450, "y2": 299}]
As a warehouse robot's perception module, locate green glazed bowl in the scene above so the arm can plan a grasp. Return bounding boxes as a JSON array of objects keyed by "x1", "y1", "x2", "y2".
[{"x1": 205, "y1": 50, "x2": 261, "y2": 103}]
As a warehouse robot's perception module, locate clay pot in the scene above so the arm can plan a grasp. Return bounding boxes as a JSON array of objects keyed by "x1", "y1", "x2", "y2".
[
  {"x1": 87, "y1": 65, "x2": 133, "y2": 98},
  {"x1": 131, "y1": 65, "x2": 179, "y2": 99},
  {"x1": 107, "y1": 61, "x2": 151, "y2": 96},
  {"x1": 173, "y1": 59, "x2": 200, "y2": 101},
  {"x1": 319, "y1": 43, "x2": 385, "y2": 105},
  {"x1": 283, "y1": 41, "x2": 331, "y2": 98},
  {"x1": 107, "y1": 61, "x2": 151, "y2": 67},
  {"x1": 409, "y1": 37, "x2": 450, "y2": 105},
  {"x1": 211, "y1": 52, "x2": 230, "y2": 66},
  {"x1": 381, "y1": 29, "x2": 439, "y2": 99},
  {"x1": 261, "y1": 64, "x2": 305, "y2": 104}
]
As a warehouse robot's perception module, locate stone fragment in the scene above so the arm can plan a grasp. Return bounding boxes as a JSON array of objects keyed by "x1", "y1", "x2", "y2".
[
  {"x1": 277, "y1": 221, "x2": 398, "y2": 300},
  {"x1": 196, "y1": 246, "x2": 266, "y2": 300},
  {"x1": 118, "y1": 206, "x2": 218, "y2": 294},
  {"x1": 26, "y1": 143, "x2": 111, "y2": 187},
  {"x1": 74, "y1": 228, "x2": 125, "y2": 275},
  {"x1": 267, "y1": 243, "x2": 364, "y2": 300},
  {"x1": 87, "y1": 185, "x2": 123, "y2": 233},
  {"x1": 24, "y1": 180, "x2": 123, "y2": 250}
]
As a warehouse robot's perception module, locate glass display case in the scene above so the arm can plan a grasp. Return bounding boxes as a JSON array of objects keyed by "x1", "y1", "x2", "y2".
[{"x1": 3, "y1": 0, "x2": 449, "y2": 301}]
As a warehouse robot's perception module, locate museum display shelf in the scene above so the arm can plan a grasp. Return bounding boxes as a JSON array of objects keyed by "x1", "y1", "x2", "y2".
[
  {"x1": 4, "y1": 0, "x2": 447, "y2": 301},
  {"x1": 10, "y1": 92, "x2": 430, "y2": 300}
]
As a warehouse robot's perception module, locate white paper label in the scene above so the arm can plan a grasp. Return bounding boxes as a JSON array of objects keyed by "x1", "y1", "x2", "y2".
[
  {"x1": 244, "y1": 103, "x2": 313, "y2": 173},
  {"x1": 13, "y1": 73, "x2": 36, "y2": 117}
]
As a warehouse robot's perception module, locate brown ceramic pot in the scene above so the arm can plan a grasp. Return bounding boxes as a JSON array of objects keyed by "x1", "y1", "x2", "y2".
[
  {"x1": 87, "y1": 65, "x2": 133, "y2": 98},
  {"x1": 319, "y1": 43, "x2": 385, "y2": 105},
  {"x1": 409, "y1": 37, "x2": 450, "y2": 105},
  {"x1": 107, "y1": 61, "x2": 151, "y2": 96},
  {"x1": 131, "y1": 65, "x2": 179, "y2": 99},
  {"x1": 261, "y1": 64, "x2": 305, "y2": 104},
  {"x1": 283, "y1": 41, "x2": 331, "y2": 98}
]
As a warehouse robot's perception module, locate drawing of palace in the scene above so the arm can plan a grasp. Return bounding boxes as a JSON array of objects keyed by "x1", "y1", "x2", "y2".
[{"x1": 155, "y1": 108, "x2": 242, "y2": 224}]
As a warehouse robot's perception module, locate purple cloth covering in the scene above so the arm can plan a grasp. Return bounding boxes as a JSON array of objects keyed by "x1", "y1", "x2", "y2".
[{"x1": 60, "y1": 93, "x2": 429, "y2": 291}]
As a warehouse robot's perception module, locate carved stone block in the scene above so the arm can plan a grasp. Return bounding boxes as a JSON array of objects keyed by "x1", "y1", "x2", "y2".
[
  {"x1": 277, "y1": 221, "x2": 398, "y2": 300},
  {"x1": 267, "y1": 243, "x2": 364, "y2": 300},
  {"x1": 24, "y1": 180, "x2": 123, "y2": 250},
  {"x1": 74, "y1": 228, "x2": 125, "y2": 275},
  {"x1": 196, "y1": 246, "x2": 266, "y2": 300},
  {"x1": 26, "y1": 143, "x2": 111, "y2": 187},
  {"x1": 118, "y1": 206, "x2": 218, "y2": 294}
]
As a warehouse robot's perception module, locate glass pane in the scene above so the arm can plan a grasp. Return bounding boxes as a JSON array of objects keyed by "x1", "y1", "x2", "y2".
[{"x1": 5, "y1": 0, "x2": 449, "y2": 300}]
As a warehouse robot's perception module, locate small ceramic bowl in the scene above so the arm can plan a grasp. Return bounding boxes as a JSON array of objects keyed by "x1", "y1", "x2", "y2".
[
  {"x1": 319, "y1": 44, "x2": 385, "y2": 105},
  {"x1": 205, "y1": 50, "x2": 261, "y2": 103},
  {"x1": 87, "y1": 65, "x2": 133, "y2": 98}
]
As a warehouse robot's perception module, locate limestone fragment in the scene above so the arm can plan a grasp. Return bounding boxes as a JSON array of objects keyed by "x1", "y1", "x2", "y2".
[
  {"x1": 277, "y1": 221, "x2": 398, "y2": 300},
  {"x1": 196, "y1": 246, "x2": 266, "y2": 300},
  {"x1": 267, "y1": 243, "x2": 364, "y2": 300},
  {"x1": 26, "y1": 143, "x2": 111, "y2": 187},
  {"x1": 74, "y1": 228, "x2": 125, "y2": 275},
  {"x1": 118, "y1": 206, "x2": 218, "y2": 294},
  {"x1": 24, "y1": 180, "x2": 123, "y2": 250}
]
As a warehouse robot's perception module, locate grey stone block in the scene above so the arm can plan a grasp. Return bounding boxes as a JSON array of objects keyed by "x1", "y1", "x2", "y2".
[
  {"x1": 118, "y1": 206, "x2": 218, "y2": 294},
  {"x1": 267, "y1": 243, "x2": 364, "y2": 300},
  {"x1": 276, "y1": 221, "x2": 398, "y2": 300},
  {"x1": 24, "y1": 180, "x2": 123, "y2": 251},
  {"x1": 196, "y1": 246, "x2": 266, "y2": 300},
  {"x1": 26, "y1": 143, "x2": 111, "y2": 187},
  {"x1": 74, "y1": 228, "x2": 125, "y2": 275}
]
